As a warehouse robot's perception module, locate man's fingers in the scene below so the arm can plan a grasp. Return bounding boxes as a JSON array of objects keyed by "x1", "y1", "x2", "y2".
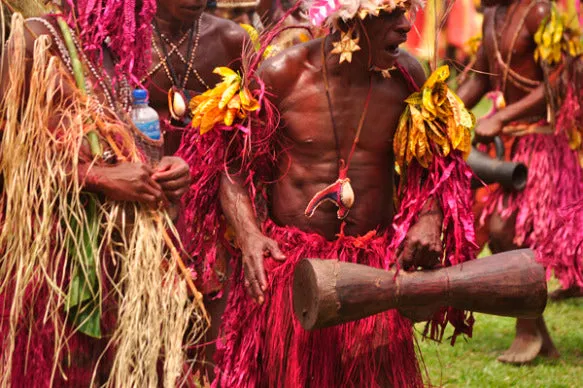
[
  {"x1": 251, "y1": 277, "x2": 264, "y2": 304},
  {"x1": 140, "y1": 194, "x2": 157, "y2": 208},
  {"x1": 418, "y1": 242, "x2": 442, "y2": 269},
  {"x1": 152, "y1": 167, "x2": 189, "y2": 183},
  {"x1": 397, "y1": 243, "x2": 414, "y2": 270},
  {"x1": 253, "y1": 255, "x2": 268, "y2": 294},
  {"x1": 243, "y1": 257, "x2": 265, "y2": 304},
  {"x1": 146, "y1": 177, "x2": 164, "y2": 193},
  {"x1": 159, "y1": 176, "x2": 191, "y2": 191},
  {"x1": 243, "y1": 261, "x2": 260, "y2": 300},
  {"x1": 267, "y1": 241, "x2": 286, "y2": 261}
]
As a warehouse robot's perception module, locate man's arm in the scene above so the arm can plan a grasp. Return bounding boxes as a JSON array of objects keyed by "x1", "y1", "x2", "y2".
[
  {"x1": 474, "y1": 2, "x2": 551, "y2": 141},
  {"x1": 396, "y1": 53, "x2": 445, "y2": 270},
  {"x1": 457, "y1": 43, "x2": 491, "y2": 110},
  {"x1": 219, "y1": 174, "x2": 285, "y2": 304},
  {"x1": 217, "y1": 53, "x2": 294, "y2": 304}
]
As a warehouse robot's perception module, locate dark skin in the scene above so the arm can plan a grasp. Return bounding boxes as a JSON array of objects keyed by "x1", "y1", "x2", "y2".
[
  {"x1": 220, "y1": 9, "x2": 444, "y2": 306},
  {"x1": 146, "y1": 1, "x2": 247, "y2": 380},
  {"x1": 457, "y1": 0, "x2": 559, "y2": 364},
  {"x1": 148, "y1": 0, "x2": 247, "y2": 155},
  {"x1": 0, "y1": 17, "x2": 190, "y2": 210},
  {"x1": 458, "y1": 0, "x2": 547, "y2": 142}
]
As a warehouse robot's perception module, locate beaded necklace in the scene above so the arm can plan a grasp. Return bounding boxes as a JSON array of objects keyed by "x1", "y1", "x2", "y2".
[{"x1": 29, "y1": 17, "x2": 132, "y2": 114}]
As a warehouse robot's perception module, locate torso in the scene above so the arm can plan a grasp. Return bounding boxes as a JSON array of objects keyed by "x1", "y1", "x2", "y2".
[
  {"x1": 265, "y1": 40, "x2": 415, "y2": 240},
  {"x1": 482, "y1": 0, "x2": 547, "y2": 105},
  {"x1": 23, "y1": 16, "x2": 131, "y2": 134},
  {"x1": 144, "y1": 13, "x2": 245, "y2": 155}
]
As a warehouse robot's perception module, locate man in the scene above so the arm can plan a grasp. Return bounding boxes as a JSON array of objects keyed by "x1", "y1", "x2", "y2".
[
  {"x1": 207, "y1": 0, "x2": 262, "y2": 26},
  {"x1": 179, "y1": 0, "x2": 477, "y2": 385},
  {"x1": 458, "y1": 0, "x2": 582, "y2": 364},
  {"x1": 0, "y1": 1, "x2": 200, "y2": 386},
  {"x1": 141, "y1": 2, "x2": 249, "y2": 380},
  {"x1": 143, "y1": 0, "x2": 248, "y2": 156}
]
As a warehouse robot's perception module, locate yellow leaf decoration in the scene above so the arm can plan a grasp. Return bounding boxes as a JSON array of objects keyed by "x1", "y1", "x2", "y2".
[
  {"x1": 189, "y1": 67, "x2": 259, "y2": 135},
  {"x1": 393, "y1": 65, "x2": 474, "y2": 174},
  {"x1": 239, "y1": 23, "x2": 277, "y2": 60},
  {"x1": 534, "y1": 5, "x2": 582, "y2": 66},
  {"x1": 465, "y1": 33, "x2": 482, "y2": 57}
]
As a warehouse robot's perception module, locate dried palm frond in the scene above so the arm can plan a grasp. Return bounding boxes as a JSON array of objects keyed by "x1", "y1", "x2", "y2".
[
  {"x1": 2, "y1": 0, "x2": 49, "y2": 18},
  {"x1": 0, "y1": 13, "x2": 207, "y2": 387}
]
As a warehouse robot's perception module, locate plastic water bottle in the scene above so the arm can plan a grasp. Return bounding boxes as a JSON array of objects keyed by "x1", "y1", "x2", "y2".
[{"x1": 131, "y1": 89, "x2": 161, "y2": 140}]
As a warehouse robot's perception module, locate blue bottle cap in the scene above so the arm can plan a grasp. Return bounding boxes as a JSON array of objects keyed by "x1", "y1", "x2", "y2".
[{"x1": 133, "y1": 89, "x2": 148, "y2": 103}]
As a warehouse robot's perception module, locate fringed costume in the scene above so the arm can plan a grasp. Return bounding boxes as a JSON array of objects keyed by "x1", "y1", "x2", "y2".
[
  {"x1": 177, "y1": 1, "x2": 477, "y2": 385},
  {"x1": 475, "y1": 3, "x2": 583, "y2": 292},
  {"x1": 0, "y1": 6, "x2": 206, "y2": 387}
]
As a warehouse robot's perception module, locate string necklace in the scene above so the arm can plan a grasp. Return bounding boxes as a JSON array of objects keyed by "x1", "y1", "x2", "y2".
[
  {"x1": 142, "y1": 28, "x2": 191, "y2": 84},
  {"x1": 492, "y1": 2, "x2": 541, "y2": 93},
  {"x1": 152, "y1": 14, "x2": 205, "y2": 89},
  {"x1": 149, "y1": 14, "x2": 208, "y2": 122},
  {"x1": 304, "y1": 37, "x2": 373, "y2": 220}
]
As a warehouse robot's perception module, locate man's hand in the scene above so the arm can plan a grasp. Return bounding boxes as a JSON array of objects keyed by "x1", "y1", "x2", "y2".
[
  {"x1": 239, "y1": 231, "x2": 286, "y2": 304},
  {"x1": 474, "y1": 115, "x2": 504, "y2": 144},
  {"x1": 397, "y1": 211, "x2": 443, "y2": 270},
  {"x1": 151, "y1": 156, "x2": 191, "y2": 203},
  {"x1": 88, "y1": 162, "x2": 169, "y2": 209}
]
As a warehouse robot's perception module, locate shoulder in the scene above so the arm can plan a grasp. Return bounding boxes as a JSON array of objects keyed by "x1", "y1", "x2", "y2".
[
  {"x1": 257, "y1": 39, "x2": 314, "y2": 96},
  {"x1": 396, "y1": 50, "x2": 427, "y2": 89},
  {"x1": 203, "y1": 13, "x2": 247, "y2": 47},
  {"x1": 525, "y1": 0, "x2": 552, "y2": 35}
]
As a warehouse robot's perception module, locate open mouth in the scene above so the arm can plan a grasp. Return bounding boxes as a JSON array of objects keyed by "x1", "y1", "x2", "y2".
[{"x1": 385, "y1": 44, "x2": 400, "y2": 55}]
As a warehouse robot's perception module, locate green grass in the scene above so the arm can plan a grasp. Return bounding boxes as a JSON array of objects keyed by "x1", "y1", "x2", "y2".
[{"x1": 415, "y1": 280, "x2": 583, "y2": 387}]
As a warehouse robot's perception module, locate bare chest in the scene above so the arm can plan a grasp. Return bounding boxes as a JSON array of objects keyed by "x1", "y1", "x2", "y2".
[
  {"x1": 486, "y1": 9, "x2": 535, "y2": 67},
  {"x1": 145, "y1": 33, "x2": 234, "y2": 115},
  {"x1": 484, "y1": 6, "x2": 543, "y2": 97},
  {"x1": 278, "y1": 75, "x2": 409, "y2": 159}
]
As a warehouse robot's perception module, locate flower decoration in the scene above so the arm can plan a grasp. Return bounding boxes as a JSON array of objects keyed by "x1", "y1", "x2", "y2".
[
  {"x1": 307, "y1": 0, "x2": 423, "y2": 29},
  {"x1": 190, "y1": 67, "x2": 259, "y2": 135}
]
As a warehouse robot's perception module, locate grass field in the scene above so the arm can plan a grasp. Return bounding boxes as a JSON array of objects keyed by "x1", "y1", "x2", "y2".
[{"x1": 415, "y1": 291, "x2": 583, "y2": 388}]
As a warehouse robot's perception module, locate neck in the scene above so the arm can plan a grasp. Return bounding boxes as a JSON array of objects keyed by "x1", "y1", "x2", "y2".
[
  {"x1": 155, "y1": 8, "x2": 198, "y2": 37},
  {"x1": 324, "y1": 31, "x2": 373, "y2": 79}
]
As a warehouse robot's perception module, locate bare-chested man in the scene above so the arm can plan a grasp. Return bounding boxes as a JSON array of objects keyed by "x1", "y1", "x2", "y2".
[
  {"x1": 180, "y1": 0, "x2": 477, "y2": 385},
  {"x1": 458, "y1": 0, "x2": 583, "y2": 364},
  {"x1": 143, "y1": 0, "x2": 247, "y2": 156}
]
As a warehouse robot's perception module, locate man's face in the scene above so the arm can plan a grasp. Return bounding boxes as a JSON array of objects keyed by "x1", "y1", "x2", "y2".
[
  {"x1": 363, "y1": 8, "x2": 412, "y2": 69},
  {"x1": 158, "y1": 0, "x2": 208, "y2": 21}
]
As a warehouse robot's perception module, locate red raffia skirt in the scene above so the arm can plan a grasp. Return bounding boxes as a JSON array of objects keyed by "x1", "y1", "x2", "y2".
[
  {"x1": 214, "y1": 219, "x2": 422, "y2": 388},
  {"x1": 0, "y1": 283, "x2": 116, "y2": 387},
  {"x1": 477, "y1": 132, "x2": 583, "y2": 290}
]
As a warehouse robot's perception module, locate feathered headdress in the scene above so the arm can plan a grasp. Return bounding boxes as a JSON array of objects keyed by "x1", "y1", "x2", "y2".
[{"x1": 306, "y1": 0, "x2": 424, "y2": 28}]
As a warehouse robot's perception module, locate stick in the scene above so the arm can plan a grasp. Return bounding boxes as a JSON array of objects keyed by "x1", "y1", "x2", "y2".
[{"x1": 157, "y1": 215, "x2": 211, "y2": 326}]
